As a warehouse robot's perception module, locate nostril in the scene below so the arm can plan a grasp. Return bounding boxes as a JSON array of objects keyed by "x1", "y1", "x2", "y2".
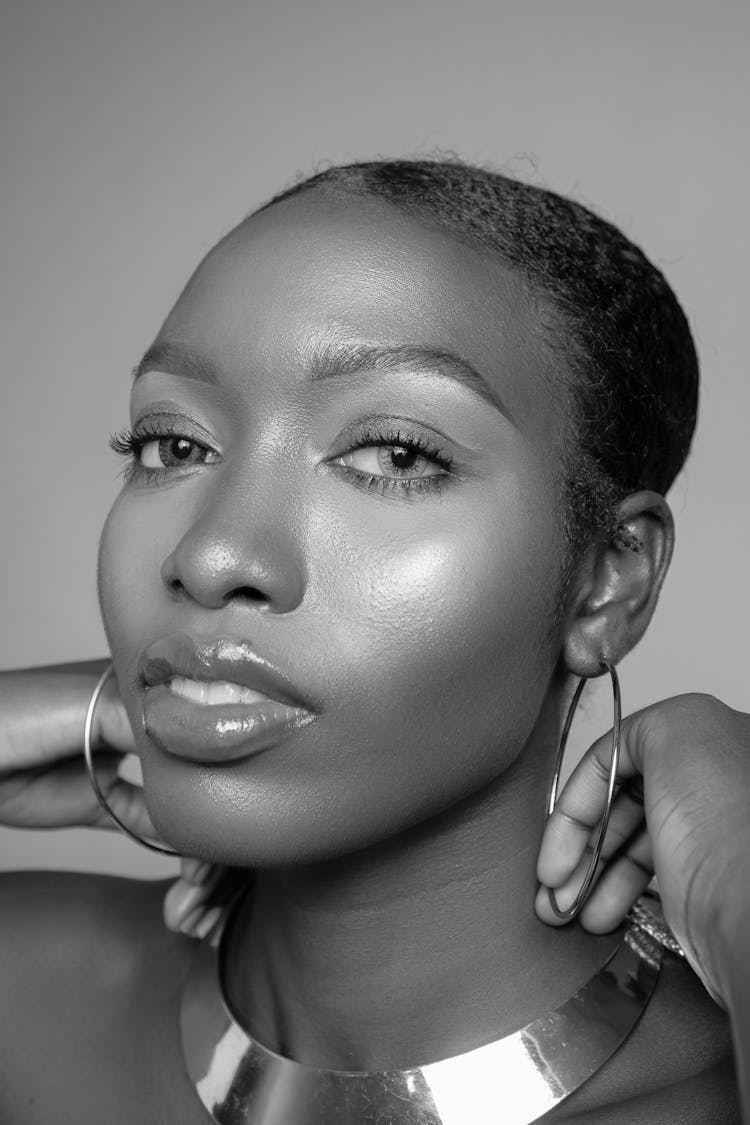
[{"x1": 222, "y1": 586, "x2": 268, "y2": 606}]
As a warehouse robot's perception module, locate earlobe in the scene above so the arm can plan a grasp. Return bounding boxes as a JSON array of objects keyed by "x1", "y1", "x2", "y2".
[{"x1": 562, "y1": 491, "x2": 674, "y2": 677}]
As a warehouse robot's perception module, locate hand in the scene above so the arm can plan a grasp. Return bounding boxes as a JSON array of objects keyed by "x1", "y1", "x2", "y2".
[
  {"x1": 163, "y1": 856, "x2": 249, "y2": 945},
  {"x1": 0, "y1": 662, "x2": 161, "y2": 843},
  {"x1": 535, "y1": 693, "x2": 750, "y2": 1007}
]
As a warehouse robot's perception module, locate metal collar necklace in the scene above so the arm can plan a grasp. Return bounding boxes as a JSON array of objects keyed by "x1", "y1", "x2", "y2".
[{"x1": 180, "y1": 903, "x2": 670, "y2": 1125}]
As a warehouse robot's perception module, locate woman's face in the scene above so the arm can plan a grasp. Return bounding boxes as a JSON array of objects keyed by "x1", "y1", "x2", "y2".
[{"x1": 99, "y1": 192, "x2": 571, "y2": 865}]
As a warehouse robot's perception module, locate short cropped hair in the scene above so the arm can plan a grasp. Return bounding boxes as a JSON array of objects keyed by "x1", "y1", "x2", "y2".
[{"x1": 258, "y1": 159, "x2": 699, "y2": 550}]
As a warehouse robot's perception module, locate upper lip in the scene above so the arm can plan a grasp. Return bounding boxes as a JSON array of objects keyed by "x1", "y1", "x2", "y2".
[{"x1": 138, "y1": 633, "x2": 315, "y2": 711}]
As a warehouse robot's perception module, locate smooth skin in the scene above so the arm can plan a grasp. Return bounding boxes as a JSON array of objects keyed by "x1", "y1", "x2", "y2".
[{"x1": 0, "y1": 192, "x2": 745, "y2": 1122}]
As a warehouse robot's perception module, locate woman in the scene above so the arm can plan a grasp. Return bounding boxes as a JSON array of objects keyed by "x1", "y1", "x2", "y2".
[{"x1": 1, "y1": 160, "x2": 748, "y2": 1123}]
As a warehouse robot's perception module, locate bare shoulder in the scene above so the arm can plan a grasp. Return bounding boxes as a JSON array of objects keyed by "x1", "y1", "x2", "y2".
[
  {"x1": 554, "y1": 953, "x2": 740, "y2": 1123},
  {"x1": 0, "y1": 867, "x2": 178, "y2": 995},
  {"x1": 0, "y1": 870, "x2": 204, "y2": 1125}
]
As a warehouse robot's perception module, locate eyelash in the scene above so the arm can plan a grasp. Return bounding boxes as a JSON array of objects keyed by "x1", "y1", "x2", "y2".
[
  {"x1": 338, "y1": 424, "x2": 454, "y2": 497},
  {"x1": 109, "y1": 421, "x2": 455, "y2": 496},
  {"x1": 108, "y1": 422, "x2": 216, "y2": 485}
]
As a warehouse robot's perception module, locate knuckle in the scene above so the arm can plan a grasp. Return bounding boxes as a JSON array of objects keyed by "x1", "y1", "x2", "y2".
[
  {"x1": 636, "y1": 692, "x2": 730, "y2": 752},
  {"x1": 590, "y1": 751, "x2": 613, "y2": 785},
  {"x1": 556, "y1": 807, "x2": 594, "y2": 832},
  {"x1": 622, "y1": 852, "x2": 653, "y2": 878}
]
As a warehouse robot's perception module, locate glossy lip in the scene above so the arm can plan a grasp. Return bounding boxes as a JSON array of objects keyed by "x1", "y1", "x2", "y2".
[
  {"x1": 137, "y1": 633, "x2": 318, "y2": 764},
  {"x1": 138, "y1": 633, "x2": 314, "y2": 709}
]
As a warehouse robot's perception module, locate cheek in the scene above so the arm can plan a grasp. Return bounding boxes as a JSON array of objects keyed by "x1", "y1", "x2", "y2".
[
  {"x1": 98, "y1": 501, "x2": 129, "y2": 653},
  {"x1": 293, "y1": 486, "x2": 563, "y2": 828},
  {"x1": 97, "y1": 495, "x2": 169, "y2": 695}
]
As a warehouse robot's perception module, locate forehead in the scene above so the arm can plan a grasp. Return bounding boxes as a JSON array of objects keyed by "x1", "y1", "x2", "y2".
[{"x1": 157, "y1": 191, "x2": 564, "y2": 430}]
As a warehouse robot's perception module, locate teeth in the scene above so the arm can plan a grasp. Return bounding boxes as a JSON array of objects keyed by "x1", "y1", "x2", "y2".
[{"x1": 168, "y1": 676, "x2": 270, "y2": 706}]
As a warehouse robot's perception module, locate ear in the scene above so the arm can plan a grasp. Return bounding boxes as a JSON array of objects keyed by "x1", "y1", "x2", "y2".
[{"x1": 561, "y1": 491, "x2": 674, "y2": 677}]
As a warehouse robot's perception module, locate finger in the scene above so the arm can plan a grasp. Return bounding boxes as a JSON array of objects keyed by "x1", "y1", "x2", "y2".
[
  {"x1": 93, "y1": 672, "x2": 138, "y2": 755},
  {"x1": 164, "y1": 865, "x2": 249, "y2": 939},
  {"x1": 534, "y1": 820, "x2": 653, "y2": 928},
  {"x1": 93, "y1": 773, "x2": 166, "y2": 843},
  {"x1": 0, "y1": 751, "x2": 122, "y2": 825},
  {"x1": 535, "y1": 844, "x2": 602, "y2": 925},
  {"x1": 578, "y1": 830, "x2": 654, "y2": 933},
  {"x1": 0, "y1": 712, "x2": 135, "y2": 777},
  {"x1": 163, "y1": 863, "x2": 227, "y2": 931},
  {"x1": 591, "y1": 785, "x2": 646, "y2": 864},
  {"x1": 179, "y1": 855, "x2": 216, "y2": 884},
  {"x1": 533, "y1": 775, "x2": 648, "y2": 927},
  {"x1": 0, "y1": 752, "x2": 162, "y2": 841},
  {"x1": 537, "y1": 710, "x2": 649, "y2": 887}
]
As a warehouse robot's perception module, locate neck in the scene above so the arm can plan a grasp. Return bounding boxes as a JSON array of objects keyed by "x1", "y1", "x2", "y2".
[{"x1": 223, "y1": 704, "x2": 619, "y2": 1071}]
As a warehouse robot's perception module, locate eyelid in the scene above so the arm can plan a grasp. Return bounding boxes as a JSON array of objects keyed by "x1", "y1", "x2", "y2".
[
  {"x1": 327, "y1": 414, "x2": 457, "y2": 461},
  {"x1": 139, "y1": 436, "x2": 219, "y2": 470},
  {"x1": 342, "y1": 432, "x2": 452, "y2": 472},
  {"x1": 131, "y1": 409, "x2": 219, "y2": 448}
]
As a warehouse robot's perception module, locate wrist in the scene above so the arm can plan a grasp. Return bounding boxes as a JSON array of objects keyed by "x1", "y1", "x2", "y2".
[
  {"x1": 713, "y1": 863, "x2": 750, "y2": 994},
  {"x1": 711, "y1": 859, "x2": 750, "y2": 1114}
]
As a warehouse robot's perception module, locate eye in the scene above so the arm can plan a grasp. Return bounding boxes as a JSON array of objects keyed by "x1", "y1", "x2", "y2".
[
  {"x1": 335, "y1": 443, "x2": 444, "y2": 479},
  {"x1": 327, "y1": 423, "x2": 455, "y2": 498},
  {"x1": 109, "y1": 421, "x2": 220, "y2": 483},
  {"x1": 140, "y1": 436, "x2": 214, "y2": 469}
]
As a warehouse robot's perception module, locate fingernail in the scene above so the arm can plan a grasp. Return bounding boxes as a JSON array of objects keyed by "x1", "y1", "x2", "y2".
[
  {"x1": 180, "y1": 857, "x2": 214, "y2": 884},
  {"x1": 193, "y1": 905, "x2": 224, "y2": 941},
  {"x1": 164, "y1": 879, "x2": 210, "y2": 929},
  {"x1": 179, "y1": 905, "x2": 206, "y2": 933}
]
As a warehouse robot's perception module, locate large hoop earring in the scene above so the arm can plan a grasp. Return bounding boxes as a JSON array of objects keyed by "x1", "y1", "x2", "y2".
[
  {"x1": 83, "y1": 662, "x2": 178, "y2": 856},
  {"x1": 545, "y1": 661, "x2": 621, "y2": 921}
]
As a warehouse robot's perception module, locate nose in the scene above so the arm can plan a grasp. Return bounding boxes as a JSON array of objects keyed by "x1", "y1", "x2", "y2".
[{"x1": 160, "y1": 482, "x2": 306, "y2": 614}]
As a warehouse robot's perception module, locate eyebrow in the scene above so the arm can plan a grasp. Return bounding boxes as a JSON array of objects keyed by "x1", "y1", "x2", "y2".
[
  {"x1": 133, "y1": 337, "x2": 511, "y2": 420},
  {"x1": 132, "y1": 341, "x2": 221, "y2": 384},
  {"x1": 306, "y1": 339, "x2": 511, "y2": 419}
]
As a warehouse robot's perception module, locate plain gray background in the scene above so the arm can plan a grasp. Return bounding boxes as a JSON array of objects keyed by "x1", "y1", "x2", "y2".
[{"x1": 1, "y1": 0, "x2": 748, "y2": 879}]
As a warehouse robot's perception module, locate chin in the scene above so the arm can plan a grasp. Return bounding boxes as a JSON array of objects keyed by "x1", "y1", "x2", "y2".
[{"x1": 138, "y1": 738, "x2": 474, "y2": 872}]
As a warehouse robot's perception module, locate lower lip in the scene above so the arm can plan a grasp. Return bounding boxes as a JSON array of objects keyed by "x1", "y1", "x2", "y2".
[{"x1": 142, "y1": 684, "x2": 316, "y2": 763}]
